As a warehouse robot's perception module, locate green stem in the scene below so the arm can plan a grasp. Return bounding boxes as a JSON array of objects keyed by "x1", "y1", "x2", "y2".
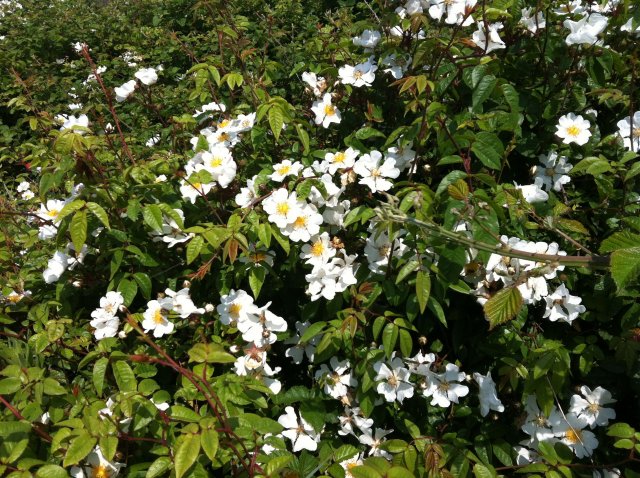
[{"x1": 376, "y1": 205, "x2": 610, "y2": 270}]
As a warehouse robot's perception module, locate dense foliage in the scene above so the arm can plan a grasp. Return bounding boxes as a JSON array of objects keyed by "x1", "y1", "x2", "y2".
[{"x1": 1, "y1": 0, "x2": 640, "y2": 477}]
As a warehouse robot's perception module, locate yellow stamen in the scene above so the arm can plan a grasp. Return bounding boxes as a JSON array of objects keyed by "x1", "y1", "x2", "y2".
[
  {"x1": 92, "y1": 465, "x2": 111, "y2": 478},
  {"x1": 333, "y1": 152, "x2": 346, "y2": 163},
  {"x1": 277, "y1": 165, "x2": 291, "y2": 176},
  {"x1": 229, "y1": 303, "x2": 242, "y2": 318},
  {"x1": 293, "y1": 216, "x2": 307, "y2": 228},
  {"x1": 324, "y1": 104, "x2": 336, "y2": 116},
  {"x1": 565, "y1": 428, "x2": 582, "y2": 444},
  {"x1": 209, "y1": 157, "x2": 223, "y2": 168},
  {"x1": 311, "y1": 241, "x2": 324, "y2": 256},
  {"x1": 276, "y1": 202, "x2": 289, "y2": 215},
  {"x1": 566, "y1": 125, "x2": 580, "y2": 137},
  {"x1": 47, "y1": 209, "x2": 59, "y2": 218}
]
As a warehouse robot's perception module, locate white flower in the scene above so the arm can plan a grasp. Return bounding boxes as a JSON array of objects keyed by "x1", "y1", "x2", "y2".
[
  {"x1": 593, "y1": 469, "x2": 621, "y2": 478},
  {"x1": 569, "y1": 386, "x2": 616, "y2": 428},
  {"x1": 193, "y1": 102, "x2": 226, "y2": 119},
  {"x1": 300, "y1": 233, "x2": 336, "y2": 267},
  {"x1": 90, "y1": 308, "x2": 120, "y2": 340},
  {"x1": 429, "y1": 0, "x2": 476, "y2": 26},
  {"x1": 164, "y1": 287, "x2": 204, "y2": 318},
  {"x1": 381, "y1": 53, "x2": 412, "y2": 79},
  {"x1": 200, "y1": 147, "x2": 237, "y2": 188},
  {"x1": 554, "y1": 0, "x2": 585, "y2": 16},
  {"x1": 424, "y1": 363, "x2": 469, "y2": 407},
  {"x1": 521, "y1": 395, "x2": 559, "y2": 443},
  {"x1": 311, "y1": 93, "x2": 341, "y2": 128},
  {"x1": 145, "y1": 135, "x2": 160, "y2": 147},
  {"x1": 99, "y1": 291, "x2": 124, "y2": 316},
  {"x1": 233, "y1": 112, "x2": 256, "y2": 132},
  {"x1": 533, "y1": 152, "x2": 573, "y2": 192},
  {"x1": 338, "y1": 406, "x2": 373, "y2": 436},
  {"x1": 270, "y1": 159, "x2": 304, "y2": 182},
  {"x1": 552, "y1": 413, "x2": 598, "y2": 458},
  {"x1": 373, "y1": 357, "x2": 414, "y2": 403},
  {"x1": 556, "y1": 113, "x2": 591, "y2": 146},
  {"x1": 283, "y1": 203, "x2": 323, "y2": 243},
  {"x1": 543, "y1": 284, "x2": 585, "y2": 324},
  {"x1": 315, "y1": 357, "x2": 356, "y2": 399},
  {"x1": 142, "y1": 300, "x2": 175, "y2": 338},
  {"x1": 621, "y1": 18, "x2": 640, "y2": 35},
  {"x1": 134, "y1": 67, "x2": 158, "y2": 85},
  {"x1": 217, "y1": 289, "x2": 260, "y2": 326},
  {"x1": 616, "y1": 111, "x2": 640, "y2": 152},
  {"x1": 278, "y1": 406, "x2": 321, "y2": 452},
  {"x1": 70, "y1": 445, "x2": 124, "y2": 478},
  {"x1": 338, "y1": 58, "x2": 377, "y2": 87},
  {"x1": 364, "y1": 228, "x2": 407, "y2": 274},
  {"x1": 324, "y1": 148, "x2": 359, "y2": 175},
  {"x1": 359, "y1": 428, "x2": 393, "y2": 458},
  {"x1": 235, "y1": 176, "x2": 259, "y2": 208},
  {"x1": 43, "y1": 251, "x2": 69, "y2": 284},
  {"x1": 284, "y1": 321, "x2": 319, "y2": 364},
  {"x1": 262, "y1": 188, "x2": 302, "y2": 229},
  {"x1": 305, "y1": 253, "x2": 358, "y2": 302},
  {"x1": 353, "y1": 150, "x2": 400, "y2": 193},
  {"x1": 114, "y1": 80, "x2": 136, "y2": 102},
  {"x1": 515, "y1": 181, "x2": 549, "y2": 203},
  {"x1": 473, "y1": 372, "x2": 504, "y2": 417},
  {"x1": 520, "y1": 7, "x2": 546, "y2": 33},
  {"x1": 56, "y1": 114, "x2": 89, "y2": 134},
  {"x1": 352, "y1": 29, "x2": 381, "y2": 50},
  {"x1": 514, "y1": 445, "x2": 540, "y2": 465},
  {"x1": 237, "y1": 301, "x2": 288, "y2": 347},
  {"x1": 149, "y1": 209, "x2": 193, "y2": 247},
  {"x1": 179, "y1": 178, "x2": 214, "y2": 204},
  {"x1": 341, "y1": 453, "x2": 364, "y2": 478},
  {"x1": 301, "y1": 72, "x2": 326, "y2": 97},
  {"x1": 472, "y1": 22, "x2": 506, "y2": 54},
  {"x1": 564, "y1": 13, "x2": 608, "y2": 46}
]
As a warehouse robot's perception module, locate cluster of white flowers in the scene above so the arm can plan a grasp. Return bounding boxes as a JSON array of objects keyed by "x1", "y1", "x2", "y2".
[
  {"x1": 518, "y1": 387, "x2": 616, "y2": 461},
  {"x1": 469, "y1": 235, "x2": 586, "y2": 323},
  {"x1": 55, "y1": 113, "x2": 90, "y2": 134},
  {"x1": 34, "y1": 184, "x2": 84, "y2": 241},
  {"x1": 142, "y1": 287, "x2": 204, "y2": 338},
  {"x1": 364, "y1": 226, "x2": 409, "y2": 274},
  {"x1": 616, "y1": 111, "x2": 640, "y2": 152},
  {"x1": 90, "y1": 291, "x2": 124, "y2": 340},
  {"x1": 16, "y1": 181, "x2": 34, "y2": 200},
  {"x1": 114, "y1": 65, "x2": 161, "y2": 102},
  {"x1": 43, "y1": 242, "x2": 88, "y2": 284},
  {"x1": 0, "y1": 289, "x2": 31, "y2": 305}
]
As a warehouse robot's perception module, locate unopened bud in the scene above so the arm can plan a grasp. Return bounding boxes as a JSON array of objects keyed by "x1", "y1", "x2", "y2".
[
  {"x1": 183, "y1": 280, "x2": 191, "y2": 289},
  {"x1": 205, "y1": 303, "x2": 214, "y2": 313}
]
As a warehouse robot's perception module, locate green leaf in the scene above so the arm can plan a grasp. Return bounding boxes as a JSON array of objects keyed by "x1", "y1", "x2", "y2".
[
  {"x1": 382, "y1": 323, "x2": 398, "y2": 359},
  {"x1": 99, "y1": 436, "x2": 118, "y2": 462},
  {"x1": 611, "y1": 247, "x2": 640, "y2": 290},
  {"x1": 472, "y1": 74, "x2": 497, "y2": 112},
  {"x1": 170, "y1": 405, "x2": 202, "y2": 423},
  {"x1": 56, "y1": 199, "x2": 86, "y2": 224},
  {"x1": 0, "y1": 377, "x2": 21, "y2": 394},
  {"x1": 188, "y1": 343, "x2": 236, "y2": 364},
  {"x1": 471, "y1": 132, "x2": 504, "y2": 170},
  {"x1": 143, "y1": 204, "x2": 164, "y2": 232},
  {"x1": 607, "y1": 423, "x2": 635, "y2": 439},
  {"x1": 600, "y1": 231, "x2": 640, "y2": 253},
  {"x1": 117, "y1": 278, "x2": 138, "y2": 306},
  {"x1": 248, "y1": 266, "x2": 266, "y2": 298},
  {"x1": 484, "y1": 287, "x2": 523, "y2": 329},
  {"x1": 43, "y1": 377, "x2": 67, "y2": 395},
  {"x1": 355, "y1": 127, "x2": 385, "y2": 140},
  {"x1": 63, "y1": 432, "x2": 97, "y2": 467},
  {"x1": 174, "y1": 433, "x2": 201, "y2": 478},
  {"x1": 350, "y1": 465, "x2": 383, "y2": 478},
  {"x1": 93, "y1": 357, "x2": 109, "y2": 397},
  {"x1": 268, "y1": 106, "x2": 284, "y2": 142},
  {"x1": 112, "y1": 360, "x2": 136, "y2": 392},
  {"x1": 70, "y1": 210, "x2": 88, "y2": 253},
  {"x1": 395, "y1": 259, "x2": 419, "y2": 284},
  {"x1": 386, "y1": 467, "x2": 415, "y2": 478},
  {"x1": 296, "y1": 124, "x2": 310, "y2": 153},
  {"x1": 200, "y1": 427, "x2": 219, "y2": 461},
  {"x1": 186, "y1": 235, "x2": 204, "y2": 265},
  {"x1": 270, "y1": 223, "x2": 290, "y2": 255},
  {"x1": 146, "y1": 456, "x2": 172, "y2": 478},
  {"x1": 415, "y1": 271, "x2": 430, "y2": 314},
  {"x1": 36, "y1": 465, "x2": 69, "y2": 478},
  {"x1": 398, "y1": 329, "x2": 412, "y2": 357},
  {"x1": 133, "y1": 272, "x2": 152, "y2": 300},
  {"x1": 87, "y1": 202, "x2": 111, "y2": 229},
  {"x1": 473, "y1": 463, "x2": 497, "y2": 478}
]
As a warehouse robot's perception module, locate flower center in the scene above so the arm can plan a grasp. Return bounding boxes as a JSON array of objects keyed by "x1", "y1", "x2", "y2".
[
  {"x1": 153, "y1": 309, "x2": 164, "y2": 325},
  {"x1": 218, "y1": 119, "x2": 230, "y2": 128},
  {"x1": 104, "y1": 304, "x2": 116, "y2": 314},
  {"x1": 277, "y1": 165, "x2": 291, "y2": 176},
  {"x1": 192, "y1": 182, "x2": 202, "y2": 190},
  {"x1": 7, "y1": 294, "x2": 22, "y2": 303},
  {"x1": 438, "y1": 380, "x2": 450, "y2": 392},
  {"x1": 324, "y1": 104, "x2": 336, "y2": 116},
  {"x1": 47, "y1": 209, "x2": 59, "y2": 218},
  {"x1": 276, "y1": 202, "x2": 290, "y2": 215},
  {"x1": 378, "y1": 244, "x2": 391, "y2": 258},
  {"x1": 587, "y1": 402, "x2": 600, "y2": 414},
  {"x1": 311, "y1": 241, "x2": 324, "y2": 256},
  {"x1": 229, "y1": 303, "x2": 242, "y2": 318},
  {"x1": 632, "y1": 127, "x2": 640, "y2": 138},
  {"x1": 334, "y1": 152, "x2": 346, "y2": 163},
  {"x1": 251, "y1": 252, "x2": 267, "y2": 263},
  {"x1": 545, "y1": 167, "x2": 556, "y2": 177},
  {"x1": 387, "y1": 373, "x2": 399, "y2": 387},
  {"x1": 293, "y1": 216, "x2": 307, "y2": 228},
  {"x1": 354, "y1": 70, "x2": 363, "y2": 79},
  {"x1": 534, "y1": 414, "x2": 548, "y2": 427},
  {"x1": 371, "y1": 168, "x2": 381, "y2": 177},
  {"x1": 210, "y1": 157, "x2": 223, "y2": 168},
  {"x1": 566, "y1": 125, "x2": 580, "y2": 137},
  {"x1": 92, "y1": 465, "x2": 112, "y2": 478},
  {"x1": 219, "y1": 132, "x2": 230, "y2": 141},
  {"x1": 565, "y1": 428, "x2": 583, "y2": 444}
]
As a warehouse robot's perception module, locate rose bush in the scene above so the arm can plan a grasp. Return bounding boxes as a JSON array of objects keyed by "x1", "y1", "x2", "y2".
[{"x1": 1, "y1": 0, "x2": 640, "y2": 477}]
